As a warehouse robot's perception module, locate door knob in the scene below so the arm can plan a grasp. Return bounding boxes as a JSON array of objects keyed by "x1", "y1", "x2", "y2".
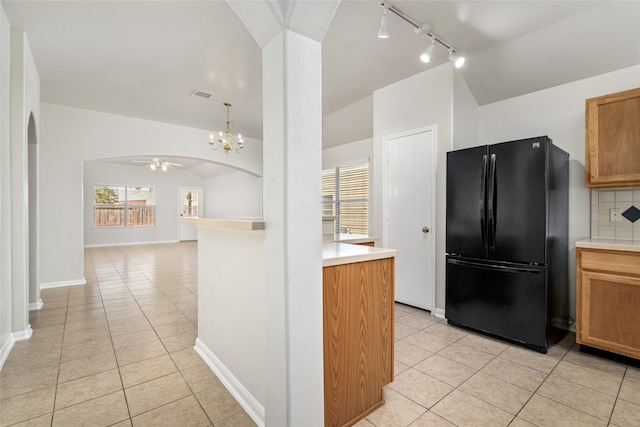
[{"x1": 422, "y1": 227, "x2": 430, "y2": 233}]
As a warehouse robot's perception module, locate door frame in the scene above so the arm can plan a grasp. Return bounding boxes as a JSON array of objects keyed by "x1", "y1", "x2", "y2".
[
  {"x1": 382, "y1": 125, "x2": 437, "y2": 312},
  {"x1": 178, "y1": 187, "x2": 203, "y2": 241}
]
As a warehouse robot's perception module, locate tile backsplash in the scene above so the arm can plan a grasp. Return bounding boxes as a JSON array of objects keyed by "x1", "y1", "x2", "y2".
[{"x1": 591, "y1": 188, "x2": 640, "y2": 240}]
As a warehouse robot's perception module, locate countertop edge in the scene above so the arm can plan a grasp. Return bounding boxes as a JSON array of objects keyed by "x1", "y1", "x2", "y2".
[
  {"x1": 177, "y1": 217, "x2": 264, "y2": 231},
  {"x1": 576, "y1": 238, "x2": 640, "y2": 253},
  {"x1": 322, "y1": 242, "x2": 397, "y2": 267}
]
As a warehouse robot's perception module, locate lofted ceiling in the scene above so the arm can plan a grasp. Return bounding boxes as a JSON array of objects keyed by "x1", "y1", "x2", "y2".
[{"x1": 2, "y1": 1, "x2": 639, "y2": 163}]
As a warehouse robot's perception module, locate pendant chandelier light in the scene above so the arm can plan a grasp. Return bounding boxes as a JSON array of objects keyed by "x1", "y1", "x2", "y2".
[{"x1": 209, "y1": 102, "x2": 244, "y2": 155}]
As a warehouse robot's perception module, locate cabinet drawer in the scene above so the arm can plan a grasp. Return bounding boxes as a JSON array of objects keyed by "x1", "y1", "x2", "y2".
[{"x1": 578, "y1": 248, "x2": 640, "y2": 276}]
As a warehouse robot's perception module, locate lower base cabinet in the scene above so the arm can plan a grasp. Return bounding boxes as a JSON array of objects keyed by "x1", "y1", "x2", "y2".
[
  {"x1": 576, "y1": 248, "x2": 640, "y2": 360},
  {"x1": 323, "y1": 257, "x2": 394, "y2": 427}
]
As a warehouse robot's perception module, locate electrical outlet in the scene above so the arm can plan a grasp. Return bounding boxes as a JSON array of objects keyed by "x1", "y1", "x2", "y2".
[{"x1": 610, "y1": 208, "x2": 622, "y2": 222}]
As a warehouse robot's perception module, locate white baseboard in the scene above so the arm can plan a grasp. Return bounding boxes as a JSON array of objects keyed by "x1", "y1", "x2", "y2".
[
  {"x1": 84, "y1": 240, "x2": 179, "y2": 248},
  {"x1": 434, "y1": 307, "x2": 446, "y2": 319},
  {"x1": 194, "y1": 338, "x2": 265, "y2": 427},
  {"x1": 0, "y1": 334, "x2": 15, "y2": 371},
  {"x1": 29, "y1": 299, "x2": 44, "y2": 311},
  {"x1": 13, "y1": 326, "x2": 33, "y2": 341},
  {"x1": 41, "y1": 278, "x2": 86, "y2": 289}
]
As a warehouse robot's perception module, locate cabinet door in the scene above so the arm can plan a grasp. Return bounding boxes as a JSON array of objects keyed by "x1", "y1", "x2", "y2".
[
  {"x1": 585, "y1": 87, "x2": 640, "y2": 187},
  {"x1": 323, "y1": 258, "x2": 394, "y2": 427},
  {"x1": 577, "y1": 270, "x2": 640, "y2": 359}
]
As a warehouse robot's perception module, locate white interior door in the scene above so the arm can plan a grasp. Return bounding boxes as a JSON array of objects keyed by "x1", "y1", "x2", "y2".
[
  {"x1": 384, "y1": 128, "x2": 435, "y2": 311},
  {"x1": 179, "y1": 187, "x2": 202, "y2": 241}
]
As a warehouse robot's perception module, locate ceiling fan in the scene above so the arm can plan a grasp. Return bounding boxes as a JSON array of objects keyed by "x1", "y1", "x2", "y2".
[{"x1": 132, "y1": 158, "x2": 182, "y2": 172}]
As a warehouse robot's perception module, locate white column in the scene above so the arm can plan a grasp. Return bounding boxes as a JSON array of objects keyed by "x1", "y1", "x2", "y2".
[
  {"x1": 262, "y1": 29, "x2": 324, "y2": 426},
  {"x1": 9, "y1": 29, "x2": 30, "y2": 338}
]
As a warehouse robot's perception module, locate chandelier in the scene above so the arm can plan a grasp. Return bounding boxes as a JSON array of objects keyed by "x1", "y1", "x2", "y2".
[{"x1": 209, "y1": 102, "x2": 244, "y2": 155}]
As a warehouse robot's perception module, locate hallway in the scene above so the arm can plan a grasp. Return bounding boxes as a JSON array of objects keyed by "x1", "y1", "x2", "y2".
[{"x1": 0, "y1": 242, "x2": 255, "y2": 426}]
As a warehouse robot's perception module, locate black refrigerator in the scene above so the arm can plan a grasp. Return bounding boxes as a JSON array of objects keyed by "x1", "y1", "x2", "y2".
[{"x1": 445, "y1": 136, "x2": 569, "y2": 353}]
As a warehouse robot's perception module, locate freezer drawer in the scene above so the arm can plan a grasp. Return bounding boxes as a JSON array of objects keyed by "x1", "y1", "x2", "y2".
[{"x1": 445, "y1": 256, "x2": 549, "y2": 352}]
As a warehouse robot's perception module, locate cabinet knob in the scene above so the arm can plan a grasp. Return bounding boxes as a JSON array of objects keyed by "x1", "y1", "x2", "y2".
[{"x1": 422, "y1": 227, "x2": 430, "y2": 233}]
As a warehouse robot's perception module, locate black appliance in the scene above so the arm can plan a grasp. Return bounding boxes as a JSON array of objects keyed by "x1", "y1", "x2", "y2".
[{"x1": 445, "y1": 136, "x2": 569, "y2": 353}]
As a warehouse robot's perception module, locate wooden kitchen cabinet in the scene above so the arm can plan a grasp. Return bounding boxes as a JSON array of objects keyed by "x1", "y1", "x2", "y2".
[
  {"x1": 576, "y1": 248, "x2": 640, "y2": 360},
  {"x1": 323, "y1": 257, "x2": 394, "y2": 427},
  {"x1": 585, "y1": 87, "x2": 640, "y2": 187}
]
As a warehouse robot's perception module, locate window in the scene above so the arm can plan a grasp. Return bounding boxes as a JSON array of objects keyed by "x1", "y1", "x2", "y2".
[
  {"x1": 322, "y1": 161, "x2": 369, "y2": 235},
  {"x1": 94, "y1": 185, "x2": 156, "y2": 227}
]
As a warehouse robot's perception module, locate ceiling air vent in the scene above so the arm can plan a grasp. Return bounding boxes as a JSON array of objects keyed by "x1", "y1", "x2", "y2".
[{"x1": 190, "y1": 89, "x2": 212, "y2": 99}]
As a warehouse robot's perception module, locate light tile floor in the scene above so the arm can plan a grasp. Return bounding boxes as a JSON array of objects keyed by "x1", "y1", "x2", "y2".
[
  {"x1": 0, "y1": 242, "x2": 255, "y2": 427},
  {"x1": 2, "y1": 242, "x2": 639, "y2": 426}
]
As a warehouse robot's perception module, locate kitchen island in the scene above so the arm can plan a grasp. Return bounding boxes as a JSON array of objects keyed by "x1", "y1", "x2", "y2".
[
  {"x1": 575, "y1": 238, "x2": 640, "y2": 361},
  {"x1": 179, "y1": 217, "x2": 396, "y2": 426}
]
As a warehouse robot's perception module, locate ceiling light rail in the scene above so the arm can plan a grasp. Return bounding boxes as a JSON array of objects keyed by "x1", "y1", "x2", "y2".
[{"x1": 378, "y1": 1, "x2": 465, "y2": 68}]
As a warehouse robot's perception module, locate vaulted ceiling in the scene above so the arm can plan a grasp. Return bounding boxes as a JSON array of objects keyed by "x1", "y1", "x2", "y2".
[{"x1": 3, "y1": 1, "x2": 639, "y2": 152}]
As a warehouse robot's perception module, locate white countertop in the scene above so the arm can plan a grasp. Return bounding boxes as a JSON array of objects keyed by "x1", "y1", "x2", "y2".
[
  {"x1": 322, "y1": 242, "x2": 397, "y2": 267},
  {"x1": 177, "y1": 217, "x2": 264, "y2": 231},
  {"x1": 576, "y1": 238, "x2": 640, "y2": 253},
  {"x1": 323, "y1": 233, "x2": 380, "y2": 245}
]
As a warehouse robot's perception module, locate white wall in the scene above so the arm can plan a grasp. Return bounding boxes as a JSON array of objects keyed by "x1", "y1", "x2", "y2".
[
  {"x1": 322, "y1": 96, "x2": 373, "y2": 149},
  {"x1": 373, "y1": 63, "x2": 455, "y2": 312},
  {"x1": 0, "y1": 5, "x2": 13, "y2": 362},
  {"x1": 195, "y1": 226, "x2": 265, "y2": 423},
  {"x1": 39, "y1": 103, "x2": 263, "y2": 287},
  {"x1": 84, "y1": 162, "x2": 205, "y2": 246},
  {"x1": 478, "y1": 64, "x2": 640, "y2": 323},
  {"x1": 204, "y1": 171, "x2": 262, "y2": 218},
  {"x1": 10, "y1": 28, "x2": 39, "y2": 338},
  {"x1": 452, "y1": 69, "x2": 479, "y2": 149},
  {"x1": 322, "y1": 137, "x2": 372, "y2": 167}
]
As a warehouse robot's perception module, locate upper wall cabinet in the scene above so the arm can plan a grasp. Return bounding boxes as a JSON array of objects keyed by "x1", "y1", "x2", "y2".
[{"x1": 585, "y1": 87, "x2": 640, "y2": 188}]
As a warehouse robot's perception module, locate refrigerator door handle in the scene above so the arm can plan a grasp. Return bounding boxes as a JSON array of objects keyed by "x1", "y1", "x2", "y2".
[
  {"x1": 481, "y1": 154, "x2": 488, "y2": 247},
  {"x1": 487, "y1": 153, "x2": 497, "y2": 248},
  {"x1": 447, "y1": 258, "x2": 541, "y2": 274}
]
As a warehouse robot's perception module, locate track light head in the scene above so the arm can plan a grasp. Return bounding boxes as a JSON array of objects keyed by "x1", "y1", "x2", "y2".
[
  {"x1": 420, "y1": 38, "x2": 436, "y2": 63},
  {"x1": 378, "y1": 5, "x2": 390, "y2": 39},
  {"x1": 449, "y1": 50, "x2": 465, "y2": 68}
]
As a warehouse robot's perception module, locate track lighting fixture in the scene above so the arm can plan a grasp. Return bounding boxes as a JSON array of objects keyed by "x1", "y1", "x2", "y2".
[
  {"x1": 449, "y1": 50, "x2": 465, "y2": 68},
  {"x1": 378, "y1": 4, "x2": 390, "y2": 39},
  {"x1": 420, "y1": 37, "x2": 436, "y2": 63},
  {"x1": 378, "y1": 2, "x2": 465, "y2": 68}
]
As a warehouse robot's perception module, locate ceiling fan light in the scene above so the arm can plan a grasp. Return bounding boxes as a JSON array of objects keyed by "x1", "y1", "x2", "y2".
[
  {"x1": 378, "y1": 8, "x2": 389, "y2": 39},
  {"x1": 149, "y1": 164, "x2": 156, "y2": 171},
  {"x1": 161, "y1": 163, "x2": 168, "y2": 172},
  {"x1": 449, "y1": 50, "x2": 465, "y2": 68}
]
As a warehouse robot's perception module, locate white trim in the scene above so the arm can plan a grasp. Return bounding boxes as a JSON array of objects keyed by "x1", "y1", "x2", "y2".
[
  {"x1": 434, "y1": 307, "x2": 446, "y2": 319},
  {"x1": 382, "y1": 125, "x2": 437, "y2": 312},
  {"x1": 41, "y1": 278, "x2": 86, "y2": 289},
  {"x1": 29, "y1": 298, "x2": 43, "y2": 311},
  {"x1": 194, "y1": 338, "x2": 265, "y2": 427},
  {"x1": 83, "y1": 240, "x2": 179, "y2": 248},
  {"x1": 13, "y1": 326, "x2": 33, "y2": 341},
  {"x1": 0, "y1": 335, "x2": 16, "y2": 371}
]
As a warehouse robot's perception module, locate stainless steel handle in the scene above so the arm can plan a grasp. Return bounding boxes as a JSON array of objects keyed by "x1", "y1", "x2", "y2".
[{"x1": 422, "y1": 227, "x2": 430, "y2": 233}]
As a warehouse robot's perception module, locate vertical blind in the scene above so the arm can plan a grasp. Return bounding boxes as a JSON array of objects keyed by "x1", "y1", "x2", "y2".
[{"x1": 322, "y1": 161, "x2": 369, "y2": 235}]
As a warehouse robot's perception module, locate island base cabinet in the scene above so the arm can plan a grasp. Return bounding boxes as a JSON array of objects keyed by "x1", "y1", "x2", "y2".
[
  {"x1": 576, "y1": 248, "x2": 640, "y2": 360},
  {"x1": 323, "y1": 258, "x2": 394, "y2": 427}
]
